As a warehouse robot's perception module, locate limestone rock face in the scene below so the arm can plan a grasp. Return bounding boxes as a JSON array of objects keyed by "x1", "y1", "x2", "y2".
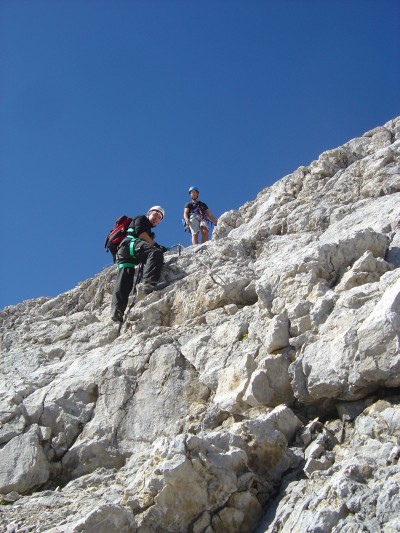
[{"x1": 0, "y1": 117, "x2": 400, "y2": 531}]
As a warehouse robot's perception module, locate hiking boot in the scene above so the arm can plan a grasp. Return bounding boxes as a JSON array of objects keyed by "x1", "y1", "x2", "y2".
[
  {"x1": 136, "y1": 282, "x2": 157, "y2": 302},
  {"x1": 111, "y1": 309, "x2": 124, "y2": 323}
]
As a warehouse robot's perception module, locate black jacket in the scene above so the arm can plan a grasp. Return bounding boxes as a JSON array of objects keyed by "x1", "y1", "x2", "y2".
[
  {"x1": 116, "y1": 215, "x2": 155, "y2": 265},
  {"x1": 127, "y1": 215, "x2": 155, "y2": 238}
]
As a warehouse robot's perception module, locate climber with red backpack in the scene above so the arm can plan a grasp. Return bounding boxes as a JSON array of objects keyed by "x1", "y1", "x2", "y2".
[
  {"x1": 183, "y1": 186, "x2": 218, "y2": 245},
  {"x1": 109, "y1": 206, "x2": 167, "y2": 323}
]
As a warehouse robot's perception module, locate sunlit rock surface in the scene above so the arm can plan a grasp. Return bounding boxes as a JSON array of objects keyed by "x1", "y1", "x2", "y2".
[{"x1": 1, "y1": 117, "x2": 399, "y2": 532}]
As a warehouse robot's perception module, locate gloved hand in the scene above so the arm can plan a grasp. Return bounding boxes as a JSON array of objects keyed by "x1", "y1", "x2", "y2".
[{"x1": 155, "y1": 243, "x2": 169, "y2": 253}]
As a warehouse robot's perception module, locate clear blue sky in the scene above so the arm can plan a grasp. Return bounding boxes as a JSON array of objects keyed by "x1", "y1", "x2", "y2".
[{"x1": 1, "y1": 0, "x2": 399, "y2": 309}]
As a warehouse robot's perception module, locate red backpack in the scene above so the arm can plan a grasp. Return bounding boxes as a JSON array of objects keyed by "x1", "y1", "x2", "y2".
[{"x1": 104, "y1": 215, "x2": 133, "y2": 262}]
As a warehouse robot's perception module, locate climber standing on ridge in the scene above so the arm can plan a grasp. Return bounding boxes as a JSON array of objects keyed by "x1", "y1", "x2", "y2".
[
  {"x1": 183, "y1": 186, "x2": 218, "y2": 245},
  {"x1": 111, "y1": 206, "x2": 168, "y2": 323}
]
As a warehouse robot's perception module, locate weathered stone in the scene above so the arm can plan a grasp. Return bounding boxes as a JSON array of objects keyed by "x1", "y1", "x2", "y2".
[
  {"x1": 303, "y1": 455, "x2": 333, "y2": 477},
  {"x1": 264, "y1": 314, "x2": 290, "y2": 352},
  {"x1": 1, "y1": 116, "x2": 400, "y2": 531},
  {"x1": 0, "y1": 426, "x2": 50, "y2": 494},
  {"x1": 243, "y1": 352, "x2": 294, "y2": 408}
]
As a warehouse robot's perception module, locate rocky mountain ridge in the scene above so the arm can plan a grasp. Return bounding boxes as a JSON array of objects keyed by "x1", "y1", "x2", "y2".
[{"x1": 0, "y1": 116, "x2": 399, "y2": 532}]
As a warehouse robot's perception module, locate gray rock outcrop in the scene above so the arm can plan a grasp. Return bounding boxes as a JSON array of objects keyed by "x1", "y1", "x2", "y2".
[{"x1": 0, "y1": 116, "x2": 399, "y2": 532}]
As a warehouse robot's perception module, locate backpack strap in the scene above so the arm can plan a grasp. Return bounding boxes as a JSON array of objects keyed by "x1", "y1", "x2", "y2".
[
  {"x1": 127, "y1": 235, "x2": 137, "y2": 257},
  {"x1": 126, "y1": 226, "x2": 136, "y2": 236}
]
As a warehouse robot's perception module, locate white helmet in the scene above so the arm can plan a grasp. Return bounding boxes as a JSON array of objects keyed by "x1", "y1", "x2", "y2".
[{"x1": 147, "y1": 205, "x2": 165, "y2": 219}]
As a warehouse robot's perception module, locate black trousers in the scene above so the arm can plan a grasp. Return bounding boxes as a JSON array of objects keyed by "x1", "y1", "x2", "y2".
[
  {"x1": 111, "y1": 241, "x2": 164, "y2": 313},
  {"x1": 134, "y1": 241, "x2": 164, "y2": 284},
  {"x1": 111, "y1": 266, "x2": 135, "y2": 314}
]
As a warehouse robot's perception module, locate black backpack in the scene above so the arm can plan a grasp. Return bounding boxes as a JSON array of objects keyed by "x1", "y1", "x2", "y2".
[{"x1": 104, "y1": 215, "x2": 133, "y2": 261}]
